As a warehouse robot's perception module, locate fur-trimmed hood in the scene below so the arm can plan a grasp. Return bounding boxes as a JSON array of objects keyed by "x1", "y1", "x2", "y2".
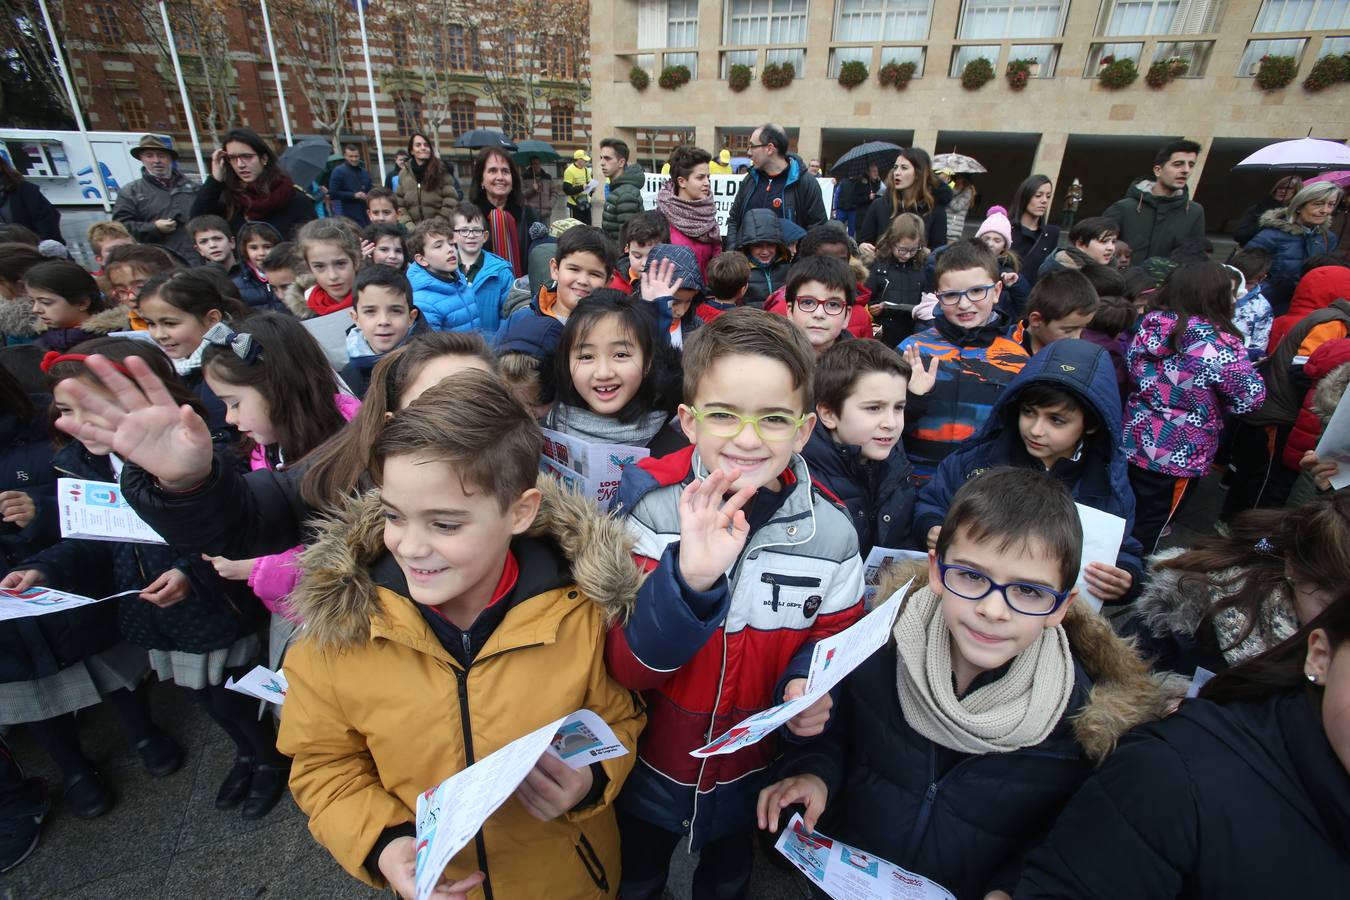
[
  {"x1": 32, "y1": 305, "x2": 130, "y2": 337},
  {"x1": 876, "y1": 560, "x2": 1172, "y2": 763},
  {"x1": 291, "y1": 474, "x2": 643, "y2": 651},
  {"x1": 0, "y1": 297, "x2": 38, "y2": 339},
  {"x1": 1258, "y1": 205, "x2": 1332, "y2": 237},
  {"x1": 1315, "y1": 360, "x2": 1350, "y2": 422},
  {"x1": 282, "y1": 274, "x2": 316, "y2": 320}
]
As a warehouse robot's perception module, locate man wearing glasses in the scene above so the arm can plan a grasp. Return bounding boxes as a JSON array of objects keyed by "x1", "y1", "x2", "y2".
[
  {"x1": 726, "y1": 123, "x2": 827, "y2": 251},
  {"x1": 897, "y1": 240, "x2": 1028, "y2": 480}
]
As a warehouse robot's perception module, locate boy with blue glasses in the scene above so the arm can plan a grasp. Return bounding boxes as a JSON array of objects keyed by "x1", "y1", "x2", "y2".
[{"x1": 756, "y1": 467, "x2": 1167, "y2": 899}]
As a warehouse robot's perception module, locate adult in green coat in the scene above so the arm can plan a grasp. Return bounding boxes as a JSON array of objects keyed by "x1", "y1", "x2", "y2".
[
  {"x1": 1102, "y1": 139, "x2": 1205, "y2": 263},
  {"x1": 395, "y1": 132, "x2": 459, "y2": 227},
  {"x1": 598, "y1": 138, "x2": 645, "y2": 242}
]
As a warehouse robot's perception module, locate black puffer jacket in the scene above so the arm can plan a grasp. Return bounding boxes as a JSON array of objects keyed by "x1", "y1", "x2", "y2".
[
  {"x1": 22, "y1": 442, "x2": 264, "y2": 653},
  {"x1": 777, "y1": 573, "x2": 1167, "y2": 900},
  {"x1": 800, "y1": 424, "x2": 916, "y2": 554},
  {"x1": 1010, "y1": 221, "x2": 1061, "y2": 290},
  {"x1": 857, "y1": 180, "x2": 951, "y2": 250},
  {"x1": 865, "y1": 254, "x2": 927, "y2": 346},
  {"x1": 1017, "y1": 690, "x2": 1350, "y2": 899}
]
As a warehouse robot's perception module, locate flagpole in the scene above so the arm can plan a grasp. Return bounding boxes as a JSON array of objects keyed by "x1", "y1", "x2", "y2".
[
  {"x1": 354, "y1": 0, "x2": 386, "y2": 183},
  {"x1": 35, "y1": 0, "x2": 111, "y2": 212},
  {"x1": 158, "y1": 1, "x2": 209, "y2": 182},
  {"x1": 259, "y1": 0, "x2": 293, "y2": 146}
]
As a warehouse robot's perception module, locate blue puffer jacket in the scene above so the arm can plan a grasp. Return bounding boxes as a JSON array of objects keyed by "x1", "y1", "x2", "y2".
[
  {"x1": 463, "y1": 250, "x2": 515, "y2": 335},
  {"x1": 913, "y1": 339, "x2": 1145, "y2": 592},
  {"x1": 801, "y1": 425, "x2": 917, "y2": 555},
  {"x1": 1245, "y1": 208, "x2": 1340, "y2": 313},
  {"x1": 408, "y1": 262, "x2": 481, "y2": 333}
]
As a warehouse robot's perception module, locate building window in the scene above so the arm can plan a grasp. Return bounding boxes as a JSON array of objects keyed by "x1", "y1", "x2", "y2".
[
  {"x1": 1320, "y1": 35, "x2": 1350, "y2": 56},
  {"x1": 93, "y1": 3, "x2": 123, "y2": 42},
  {"x1": 1085, "y1": 41, "x2": 1145, "y2": 71},
  {"x1": 951, "y1": 45, "x2": 998, "y2": 76},
  {"x1": 829, "y1": 46, "x2": 871, "y2": 77},
  {"x1": 1009, "y1": 43, "x2": 1059, "y2": 74},
  {"x1": 766, "y1": 47, "x2": 806, "y2": 70},
  {"x1": 551, "y1": 102, "x2": 575, "y2": 144},
  {"x1": 1098, "y1": 0, "x2": 1226, "y2": 36},
  {"x1": 1238, "y1": 36, "x2": 1307, "y2": 73},
  {"x1": 1254, "y1": 0, "x2": 1349, "y2": 31},
  {"x1": 725, "y1": 0, "x2": 809, "y2": 46},
  {"x1": 502, "y1": 30, "x2": 519, "y2": 74},
  {"x1": 449, "y1": 98, "x2": 476, "y2": 136},
  {"x1": 835, "y1": 0, "x2": 931, "y2": 42},
  {"x1": 447, "y1": 25, "x2": 466, "y2": 70},
  {"x1": 502, "y1": 98, "x2": 528, "y2": 141},
  {"x1": 545, "y1": 43, "x2": 575, "y2": 79},
  {"x1": 118, "y1": 94, "x2": 149, "y2": 130},
  {"x1": 391, "y1": 21, "x2": 410, "y2": 67},
  {"x1": 721, "y1": 49, "x2": 757, "y2": 77},
  {"x1": 881, "y1": 45, "x2": 926, "y2": 75},
  {"x1": 1153, "y1": 39, "x2": 1213, "y2": 74},
  {"x1": 668, "y1": 0, "x2": 699, "y2": 47},
  {"x1": 395, "y1": 94, "x2": 423, "y2": 136},
  {"x1": 665, "y1": 51, "x2": 699, "y2": 78},
  {"x1": 959, "y1": 0, "x2": 1066, "y2": 40}
]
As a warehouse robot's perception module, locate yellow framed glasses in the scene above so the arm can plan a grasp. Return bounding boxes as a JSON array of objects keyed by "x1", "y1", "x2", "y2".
[{"x1": 684, "y1": 406, "x2": 807, "y2": 442}]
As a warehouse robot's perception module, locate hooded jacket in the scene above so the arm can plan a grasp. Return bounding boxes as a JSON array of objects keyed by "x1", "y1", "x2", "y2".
[
  {"x1": 1017, "y1": 690, "x2": 1350, "y2": 899},
  {"x1": 407, "y1": 262, "x2": 481, "y2": 334},
  {"x1": 1246, "y1": 207, "x2": 1340, "y2": 312},
  {"x1": 1266, "y1": 264, "x2": 1350, "y2": 352},
  {"x1": 897, "y1": 310, "x2": 1030, "y2": 479},
  {"x1": 735, "y1": 209, "x2": 793, "y2": 309},
  {"x1": 801, "y1": 424, "x2": 916, "y2": 555},
  {"x1": 600, "y1": 164, "x2": 646, "y2": 242},
  {"x1": 111, "y1": 168, "x2": 200, "y2": 259},
  {"x1": 31, "y1": 307, "x2": 131, "y2": 353},
  {"x1": 277, "y1": 478, "x2": 645, "y2": 896},
  {"x1": 1283, "y1": 338, "x2": 1350, "y2": 470},
  {"x1": 1124, "y1": 311, "x2": 1266, "y2": 477},
  {"x1": 461, "y1": 250, "x2": 515, "y2": 334},
  {"x1": 726, "y1": 155, "x2": 828, "y2": 251},
  {"x1": 915, "y1": 340, "x2": 1144, "y2": 586},
  {"x1": 778, "y1": 565, "x2": 1170, "y2": 900},
  {"x1": 606, "y1": 446, "x2": 865, "y2": 846},
  {"x1": 494, "y1": 283, "x2": 567, "y2": 362},
  {"x1": 1102, "y1": 179, "x2": 1206, "y2": 263},
  {"x1": 394, "y1": 163, "x2": 458, "y2": 227}
]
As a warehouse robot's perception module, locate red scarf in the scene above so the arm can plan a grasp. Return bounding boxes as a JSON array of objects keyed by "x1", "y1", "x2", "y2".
[
  {"x1": 306, "y1": 284, "x2": 351, "y2": 315},
  {"x1": 489, "y1": 207, "x2": 524, "y2": 277},
  {"x1": 238, "y1": 173, "x2": 298, "y2": 220}
]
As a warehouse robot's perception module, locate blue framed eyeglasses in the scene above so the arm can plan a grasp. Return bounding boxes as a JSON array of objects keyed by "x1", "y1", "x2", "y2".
[{"x1": 936, "y1": 560, "x2": 1069, "y2": 616}]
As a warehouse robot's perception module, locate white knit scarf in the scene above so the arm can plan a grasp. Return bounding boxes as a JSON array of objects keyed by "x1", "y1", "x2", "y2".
[{"x1": 893, "y1": 585, "x2": 1074, "y2": 755}]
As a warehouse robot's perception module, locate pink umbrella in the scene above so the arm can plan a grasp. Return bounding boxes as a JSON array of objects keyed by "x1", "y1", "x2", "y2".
[{"x1": 1306, "y1": 170, "x2": 1350, "y2": 189}]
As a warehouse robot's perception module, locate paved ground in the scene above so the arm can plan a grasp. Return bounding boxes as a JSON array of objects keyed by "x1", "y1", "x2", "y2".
[{"x1": 0, "y1": 476, "x2": 1226, "y2": 900}]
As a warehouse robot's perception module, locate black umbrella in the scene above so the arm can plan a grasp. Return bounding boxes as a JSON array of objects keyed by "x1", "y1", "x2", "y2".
[
  {"x1": 454, "y1": 129, "x2": 517, "y2": 151},
  {"x1": 279, "y1": 139, "x2": 332, "y2": 187},
  {"x1": 831, "y1": 141, "x2": 904, "y2": 180}
]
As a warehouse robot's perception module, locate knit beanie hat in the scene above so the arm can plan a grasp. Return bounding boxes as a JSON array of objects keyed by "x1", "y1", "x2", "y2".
[
  {"x1": 645, "y1": 243, "x2": 704, "y2": 294},
  {"x1": 975, "y1": 205, "x2": 1013, "y2": 247}
]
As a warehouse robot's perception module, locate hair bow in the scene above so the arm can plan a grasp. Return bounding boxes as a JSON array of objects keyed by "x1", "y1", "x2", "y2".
[
  {"x1": 203, "y1": 322, "x2": 263, "y2": 364},
  {"x1": 1254, "y1": 537, "x2": 1277, "y2": 555}
]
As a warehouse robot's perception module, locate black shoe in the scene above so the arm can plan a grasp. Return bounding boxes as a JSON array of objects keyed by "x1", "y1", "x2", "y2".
[
  {"x1": 0, "y1": 778, "x2": 48, "y2": 873},
  {"x1": 215, "y1": 756, "x2": 254, "y2": 810},
  {"x1": 62, "y1": 771, "x2": 113, "y2": 819},
  {"x1": 135, "y1": 732, "x2": 184, "y2": 778},
  {"x1": 240, "y1": 761, "x2": 289, "y2": 820}
]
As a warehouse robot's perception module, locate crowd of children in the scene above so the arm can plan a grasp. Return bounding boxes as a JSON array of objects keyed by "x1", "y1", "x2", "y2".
[{"x1": 0, "y1": 145, "x2": 1347, "y2": 900}]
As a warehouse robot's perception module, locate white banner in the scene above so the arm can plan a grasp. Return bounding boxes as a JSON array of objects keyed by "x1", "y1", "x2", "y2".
[{"x1": 640, "y1": 173, "x2": 836, "y2": 237}]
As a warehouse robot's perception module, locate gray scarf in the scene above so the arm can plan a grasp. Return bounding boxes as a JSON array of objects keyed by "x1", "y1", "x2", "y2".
[{"x1": 544, "y1": 403, "x2": 668, "y2": 448}]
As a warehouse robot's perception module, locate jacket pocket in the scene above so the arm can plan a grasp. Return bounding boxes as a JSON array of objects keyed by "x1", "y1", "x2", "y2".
[{"x1": 573, "y1": 828, "x2": 609, "y2": 893}]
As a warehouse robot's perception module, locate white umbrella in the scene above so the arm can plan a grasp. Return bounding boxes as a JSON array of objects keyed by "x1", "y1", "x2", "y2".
[
  {"x1": 931, "y1": 153, "x2": 987, "y2": 174},
  {"x1": 1233, "y1": 138, "x2": 1350, "y2": 173}
]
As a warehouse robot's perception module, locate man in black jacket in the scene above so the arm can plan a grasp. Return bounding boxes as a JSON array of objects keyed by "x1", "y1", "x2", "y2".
[{"x1": 726, "y1": 123, "x2": 827, "y2": 251}]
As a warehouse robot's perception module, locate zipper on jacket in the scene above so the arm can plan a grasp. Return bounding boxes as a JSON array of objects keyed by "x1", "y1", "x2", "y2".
[
  {"x1": 688, "y1": 626, "x2": 731, "y2": 848},
  {"x1": 574, "y1": 830, "x2": 609, "y2": 892},
  {"x1": 453, "y1": 667, "x2": 495, "y2": 900}
]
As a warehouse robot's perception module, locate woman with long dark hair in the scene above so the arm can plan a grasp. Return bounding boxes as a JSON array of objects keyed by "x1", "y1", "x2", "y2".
[
  {"x1": 394, "y1": 132, "x2": 458, "y2": 227},
  {"x1": 1017, "y1": 594, "x2": 1350, "y2": 898},
  {"x1": 657, "y1": 145, "x2": 721, "y2": 278},
  {"x1": 190, "y1": 128, "x2": 314, "y2": 239},
  {"x1": 857, "y1": 147, "x2": 949, "y2": 251},
  {"x1": 1008, "y1": 174, "x2": 1061, "y2": 289},
  {"x1": 469, "y1": 147, "x2": 540, "y2": 278},
  {"x1": 0, "y1": 157, "x2": 61, "y2": 244}
]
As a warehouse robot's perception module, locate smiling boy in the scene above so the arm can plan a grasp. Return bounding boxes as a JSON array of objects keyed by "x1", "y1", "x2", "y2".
[
  {"x1": 607, "y1": 309, "x2": 865, "y2": 899},
  {"x1": 340, "y1": 265, "x2": 423, "y2": 398},
  {"x1": 497, "y1": 225, "x2": 614, "y2": 363},
  {"x1": 898, "y1": 239, "x2": 1029, "y2": 480},
  {"x1": 757, "y1": 467, "x2": 1165, "y2": 898},
  {"x1": 451, "y1": 201, "x2": 514, "y2": 334},
  {"x1": 786, "y1": 255, "x2": 854, "y2": 357}
]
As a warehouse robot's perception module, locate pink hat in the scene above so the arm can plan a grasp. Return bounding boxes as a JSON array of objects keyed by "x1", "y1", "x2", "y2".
[{"x1": 975, "y1": 205, "x2": 1012, "y2": 247}]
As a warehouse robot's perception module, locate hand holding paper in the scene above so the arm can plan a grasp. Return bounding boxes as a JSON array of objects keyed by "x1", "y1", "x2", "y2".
[
  {"x1": 514, "y1": 751, "x2": 594, "y2": 821},
  {"x1": 1072, "y1": 504, "x2": 1126, "y2": 613},
  {"x1": 782, "y1": 679, "x2": 833, "y2": 738}
]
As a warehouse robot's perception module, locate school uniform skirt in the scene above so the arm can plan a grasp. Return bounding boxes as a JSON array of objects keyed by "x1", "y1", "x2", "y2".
[
  {"x1": 147, "y1": 632, "x2": 262, "y2": 691},
  {"x1": 0, "y1": 642, "x2": 149, "y2": 725}
]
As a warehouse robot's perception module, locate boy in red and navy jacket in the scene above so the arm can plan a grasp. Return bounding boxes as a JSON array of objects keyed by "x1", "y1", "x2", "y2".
[{"x1": 606, "y1": 309, "x2": 864, "y2": 898}]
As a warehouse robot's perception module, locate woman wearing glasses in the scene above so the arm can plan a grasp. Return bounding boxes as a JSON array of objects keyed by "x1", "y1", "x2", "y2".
[{"x1": 191, "y1": 129, "x2": 315, "y2": 241}]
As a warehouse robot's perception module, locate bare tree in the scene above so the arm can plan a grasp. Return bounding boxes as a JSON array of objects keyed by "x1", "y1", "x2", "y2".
[{"x1": 270, "y1": 0, "x2": 354, "y2": 149}]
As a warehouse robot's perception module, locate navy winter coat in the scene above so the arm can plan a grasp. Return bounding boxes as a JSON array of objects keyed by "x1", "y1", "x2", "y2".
[
  {"x1": 801, "y1": 425, "x2": 916, "y2": 555},
  {"x1": 914, "y1": 339, "x2": 1143, "y2": 590},
  {"x1": 22, "y1": 442, "x2": 264, "y2": 653},
  {"x1": 1018, "y1": 691, "x2": 1350, "y2": 899},
  {"x1": 0, "y1": 405, "x2": 58, "y2": 568},
  {"x1": 327, "y1": 162, "x2": 373, "y2": 227},
  {"x1": 1010, "y1": 222, "x2": 1060, "y2": 291}
]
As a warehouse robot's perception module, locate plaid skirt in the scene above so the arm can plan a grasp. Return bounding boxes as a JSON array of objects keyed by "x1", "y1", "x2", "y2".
[
  {"x1": 0, "y1": 642, "x2": 149, "y2": 725},
  {"x1": 147, "y1": 632, "x2": 262, "y2": 691}
]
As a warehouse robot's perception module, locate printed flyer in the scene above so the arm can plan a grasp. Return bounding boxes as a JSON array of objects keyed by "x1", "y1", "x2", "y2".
[{"x1": 776, "y1": 813, "x2": 956, "y2": 900}]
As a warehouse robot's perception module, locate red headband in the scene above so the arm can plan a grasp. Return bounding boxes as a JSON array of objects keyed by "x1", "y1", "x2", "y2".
[{"x1": 39, "y1": 352, "x2": 132, "y2": 376}]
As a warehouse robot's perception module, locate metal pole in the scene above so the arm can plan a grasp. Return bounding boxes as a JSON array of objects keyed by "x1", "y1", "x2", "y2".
[
  {"x1": 158, "y1": 1, "x2": 209, "y2": 182},
  {"x1": 35, "y1": 0, "x2": 111, "y2": 212},
  {"x1": 259, "y1": 0, "x2": 293, "y2": 146},
  {"x1": 355, "y1": 0, "x2": 386, "y2": 183}
]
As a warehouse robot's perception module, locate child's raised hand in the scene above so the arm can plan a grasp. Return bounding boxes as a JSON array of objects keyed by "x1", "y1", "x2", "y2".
[
  {"x1": 0, "y1": 569, "x2": 46, "y2": 592},
  {"x1": 203, "y1": 555, "x2": 254, "y2": 581},
  {"x1": 0, "y1": 490, "x2": 36, "y2": 528},
  {"x1": 1084, "y1": 562, "x2": 1133, "y2": 602},
  {"x1": 782, "y1": 678, "x2": 832, "y2": 737},
  {"x1": 378, "y1": 835, "x2": 485, "y2": 899},
  {"x1": 902, "y1": 346, "x2": 940, "y2": 396},
  {"x1": 639, "y1": 257, "x2": 683, "y2": 303},
  {"x1": 756, "y1": 774, "x2": 828, "y2": 834},
  {"x1": 677, "y1": 468, "x2": 755, "y2": 593},
  {"x1": 514, "y1": 750, "x2": 594, "y2": 821},
  {"x1": 1001, "y1": 271, "x2": 1020, "y2": 287},
  {"x1": 53, "y1": 354, "x2": 215, "y2": 491},
  {"x1": 140, "y1": 568, "x2": 189, "y2": 608},
  {"x1": 360, "y1": 239, "x2": 376, "y2": 259}
]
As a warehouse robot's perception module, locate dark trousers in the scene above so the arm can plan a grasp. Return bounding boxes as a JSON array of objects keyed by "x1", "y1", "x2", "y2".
[
  {"x1": 617, "y1": 809, "x2": 754, "y2": 900},
  {"x1": 1221, "y1": 422, "x2": 1299, "y2": 520},
  {"x1": 1128, "y1": 465, "x2": 1196, "y2": 556}
]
